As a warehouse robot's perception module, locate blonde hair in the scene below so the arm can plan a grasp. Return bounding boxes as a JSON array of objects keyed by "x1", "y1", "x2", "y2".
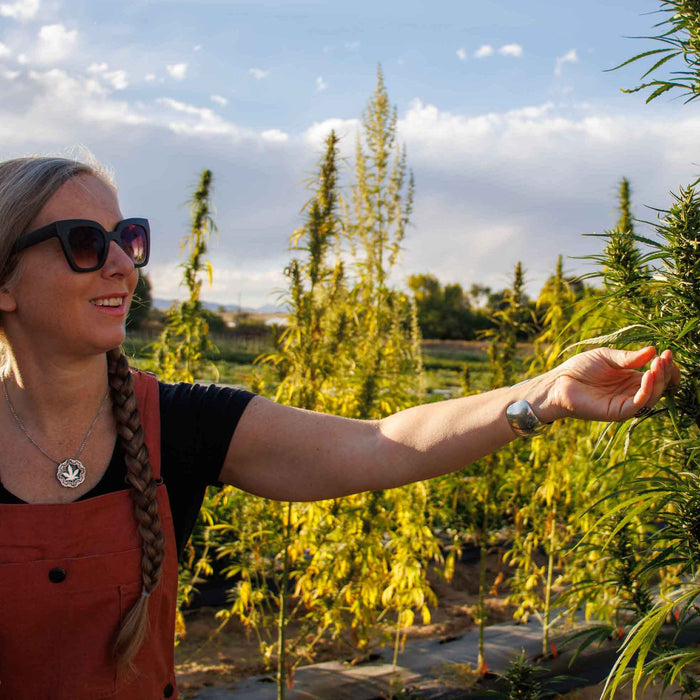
[{"x1": 0, "y1": 154, "x2": 164, "y2": 672}]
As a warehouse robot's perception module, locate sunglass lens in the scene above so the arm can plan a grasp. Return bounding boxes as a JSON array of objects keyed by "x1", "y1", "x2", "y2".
[
  {"x1": 119, "y1": 224, "x2": 148, "y2": 265},
  {"x1": 67, "y1": 225, "x2": 105, "y2": 270}
]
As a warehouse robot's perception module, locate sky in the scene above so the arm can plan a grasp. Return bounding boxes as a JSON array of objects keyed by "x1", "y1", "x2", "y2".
[{"x1": 1, "y1": 0, "x2": 698, "y2": 309}]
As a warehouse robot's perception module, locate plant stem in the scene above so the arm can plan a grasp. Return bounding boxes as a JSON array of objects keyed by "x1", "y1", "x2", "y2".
[
  {"x1": 478, "y1": 511, "x2": 488, "y2": 674},
  {"x1": 393, "y1": 613, "x2": 401, "y2": 669},
  {"x1": 277, "y1": 501, "x2": 293, "y2": 700},
  {"x1": 543, "y1": 505, "x2": 557, "y2": 657}
]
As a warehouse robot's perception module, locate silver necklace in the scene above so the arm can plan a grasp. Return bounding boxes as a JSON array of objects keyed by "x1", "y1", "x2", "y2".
[{"x1": 1, "y1": 375, "x2": 109, "y2": 488}]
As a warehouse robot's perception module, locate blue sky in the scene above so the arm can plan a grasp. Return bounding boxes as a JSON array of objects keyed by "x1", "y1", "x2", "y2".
[{"x1": 1, "y1": 0, "x2": 697, "y2": 308}]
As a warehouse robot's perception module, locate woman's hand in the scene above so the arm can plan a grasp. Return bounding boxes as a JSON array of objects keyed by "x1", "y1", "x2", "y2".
[{"x1": 549, "y1": 346, "x2": 681, "y2": 423}]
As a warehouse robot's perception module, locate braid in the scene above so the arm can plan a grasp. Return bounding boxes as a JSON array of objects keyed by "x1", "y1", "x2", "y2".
[{"x1": 107, "y1": 347, "x2": 165, "y2": 672}]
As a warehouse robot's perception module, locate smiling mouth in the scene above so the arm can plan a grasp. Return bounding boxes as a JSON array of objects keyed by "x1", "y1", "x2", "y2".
[{"x1": 91, "y1": 297, "x2": 125, "y2": 307}]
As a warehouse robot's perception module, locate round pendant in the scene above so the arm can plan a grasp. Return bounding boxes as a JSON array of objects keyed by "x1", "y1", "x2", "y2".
[{"x1": 57, "y1": 459, "x2": 86, "y2": 488}]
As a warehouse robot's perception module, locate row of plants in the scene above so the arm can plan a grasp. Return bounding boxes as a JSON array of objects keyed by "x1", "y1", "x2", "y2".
[{"x1": 146, "y1": 6, "x2": 700, "y2": 694}]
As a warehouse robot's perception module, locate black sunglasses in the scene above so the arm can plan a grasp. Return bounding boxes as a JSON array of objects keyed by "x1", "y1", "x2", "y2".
[{"x1": 12, "y1": 218, "x2": 150, "y2": 273}]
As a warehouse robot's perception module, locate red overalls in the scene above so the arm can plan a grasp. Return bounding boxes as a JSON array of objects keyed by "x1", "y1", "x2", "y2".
[{"x1": 0, "y1": 371, "x2": 179, "y2": 699}]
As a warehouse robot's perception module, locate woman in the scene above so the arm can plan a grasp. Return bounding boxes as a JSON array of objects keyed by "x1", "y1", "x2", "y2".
[{"x1": 0, "y1": 155, "x2": 680, "y2": 699}]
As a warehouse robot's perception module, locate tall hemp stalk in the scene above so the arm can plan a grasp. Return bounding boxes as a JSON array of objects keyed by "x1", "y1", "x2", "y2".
[
  {"x1": 433, "y1": 263, "x2": 533, "y2": 676},
  {"x1": 153, "y1": 169, "x2": 217, "y2": 383},
  {"x1": 215, "y1": 77, "x2": 439, "y2": 690},
  {"x1": 214, "y1": 133, "x2": 347, "y2": 699},
  {"x1": 150, "y1": 169, "x2": 219, "y2": 641},
  {"x1": 504, "y1": 256, "x2": 584, "y2": 657},
  {"x1": 586, "y1": 185, "x2": 700, "y2": 700},
  {"x1": 293, "y1": 67, "x2": 439, "y2": 665}
]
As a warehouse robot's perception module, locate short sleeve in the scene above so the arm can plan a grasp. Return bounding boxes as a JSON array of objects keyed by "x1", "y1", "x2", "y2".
[
  {"x1": 158, "y1": 382, "x2": 256, "y2": 558},
  {"x1": 159, "y1": 381, "x2": 256, "y2": 487}
]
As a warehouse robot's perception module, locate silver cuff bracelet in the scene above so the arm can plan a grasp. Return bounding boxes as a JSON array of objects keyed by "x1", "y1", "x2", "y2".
[{"x1": 506, "y1": 399, "x2": 552, "y2": 438}]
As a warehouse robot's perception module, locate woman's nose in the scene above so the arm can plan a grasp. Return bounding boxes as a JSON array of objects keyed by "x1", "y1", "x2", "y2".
[{"x1": 101, "y1": 241, "x2": 134, "y2": 277}]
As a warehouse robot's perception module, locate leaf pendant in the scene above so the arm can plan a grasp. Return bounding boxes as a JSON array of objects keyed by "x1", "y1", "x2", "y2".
[{"x1": 57, "y1": 459, "x2": 86, "y2": 488}]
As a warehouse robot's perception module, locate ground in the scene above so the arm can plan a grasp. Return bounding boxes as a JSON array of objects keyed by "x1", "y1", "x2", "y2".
[{"x1": 174, "y1": 551, "x2": 516, "y2": 697}]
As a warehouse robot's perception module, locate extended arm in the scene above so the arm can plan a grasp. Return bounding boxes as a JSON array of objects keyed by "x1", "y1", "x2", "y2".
[{"x1": 218, "y1": 347, "x2": 678, "y2": 502}]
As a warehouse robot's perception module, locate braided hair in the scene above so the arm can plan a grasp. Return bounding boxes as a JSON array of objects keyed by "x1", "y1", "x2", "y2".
[
  {"x1": 108, "y1": 347, "x2": 165, "y2": 670},
  {"x1": 0, "y1": 155, "x2": 165, "y2": 671}
]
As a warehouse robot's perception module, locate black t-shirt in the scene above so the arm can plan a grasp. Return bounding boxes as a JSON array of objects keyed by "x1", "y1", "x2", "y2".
[{"x1": 0, "y1": 382, "x2": 256, "y2": 560}]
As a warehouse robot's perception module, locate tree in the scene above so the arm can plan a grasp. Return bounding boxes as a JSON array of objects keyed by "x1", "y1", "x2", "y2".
[{"x1": 408, "y1": 273, "x2": 484, "y2": 339}]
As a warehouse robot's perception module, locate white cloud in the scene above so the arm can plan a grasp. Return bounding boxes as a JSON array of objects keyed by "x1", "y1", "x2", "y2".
[
  {"x1": 456, "y1": 47, "x2": 467, "y2": 61},
  {"x1": 149, "y1": 261, "x2": 286, "y2": 306},
  {"x1": 316, "y1": 75, "x2": 327, "y2": 92},
  {"x1": 166, "y1": 62, "x2": 187, "y2": 80},
  {"x1": 104, "y1": 70, "x2": 128, "y2": 90},
  {"x1": 303, "y1": 117, "x2": 359, "y2": 150},
  {"x1": 261, "y1": 129, "x2": 288, "y2": 143},
  {"x1": 344, "y1": 41, "x2": 360, "y2": 50},
  {"x1": 474, "y1": 44, "x2": 494, "y2": 59},
  {"x1": 499, "y1": 44, "x2": 523, "y2": 57},
  {"x1": 1, "y1": 69, "x2": 19, "y2": 80},
  {"x1": 87, "y1": 63, "x2": 128, "y2": 90},
  {"x1": 0, "y1": 42, "x2": 11, "y2": 58},
  {"x1": 193, "y1": 44, "x2": 202, "y2": 52},
  {"x1": 36, "y1": 24, "x2": 78, "y2": 64},
  {"x1": 211, "y1": 94, "x2": 228, "y2": 106},
  {"x1": 157, "y1": 97, "x2": 286, "y2": 143},
  {"x1": 555, "y1": 49, "x2": 578, "y2": 77},
  {"x1": 144, "y1": 73, "x2": 156, "y2": 82},
  {"x1": 248, "y1": 67, "x2": 269, "y2": 79},
  {"x1": 0, "y1": 0, "x2": 39, "y2": 20}
]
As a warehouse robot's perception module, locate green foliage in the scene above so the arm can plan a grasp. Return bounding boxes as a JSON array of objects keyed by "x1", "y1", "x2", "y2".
[
  {"x1": 482, "y1": 262, "x2": 533, "y2": 388},
  {"x1": 152, "y1": 169, "x2": 218, "y2": 383},
  {"x1": 408, "y1": 273, "x2": 491, "y2": 339},
  {"x1": 347, "y1": 65, "x2": 422, "y2": 419},
  {"x1": 531, "y1": 255, "x2": 577, "y2": 372},
  {"x1": 215, "y1": 74, "x2": 437, "y2": 697},
  {"x1": 501, "y1": 652, "x2": 546, "y2": 700},
  {"x1": 602, "y1": 179, "x2": 649, "y2": 303},
  {"x1": 611, "y1": 1, "x2": 700, "y2": 103},
  {"x1": 148, "y1": 169, "x2": 220, "y2": 643}
]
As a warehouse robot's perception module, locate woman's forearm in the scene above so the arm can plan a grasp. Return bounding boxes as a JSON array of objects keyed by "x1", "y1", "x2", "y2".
[
  {"x1": 223, "y1": 367, "x2": 566, "y2": 501},
  {"x1": 369, "y1": 370, "x2": 562, "y2": 490}
]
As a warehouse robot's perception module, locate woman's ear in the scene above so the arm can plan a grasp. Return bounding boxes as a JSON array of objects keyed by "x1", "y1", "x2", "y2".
[{"x1": 0, "y1": 287, "x2": 17, "y2": 313}]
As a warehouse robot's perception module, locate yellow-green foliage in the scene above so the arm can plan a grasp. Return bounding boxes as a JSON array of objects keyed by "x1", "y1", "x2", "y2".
[
  {"x1": 152, "y1": 169, "x2": 217, "y2": 383},
  {"x1": 215, "y1": 73, "x2": 436, "y2": 698}
]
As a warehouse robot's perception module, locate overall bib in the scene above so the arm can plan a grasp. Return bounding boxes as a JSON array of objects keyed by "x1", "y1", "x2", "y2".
[{"x1": 0, "y1": 371, "x2": 179, "y2": 699}]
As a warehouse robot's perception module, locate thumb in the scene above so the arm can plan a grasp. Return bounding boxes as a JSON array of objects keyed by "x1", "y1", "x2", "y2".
[{"x1": 608, "y1": 346, "x2": 656, "y2": 369}]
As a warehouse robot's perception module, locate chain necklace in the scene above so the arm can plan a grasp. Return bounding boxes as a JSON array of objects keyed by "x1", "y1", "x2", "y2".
[{"x1": 1, "y1": 375, "x2": 110, "y2": 488}]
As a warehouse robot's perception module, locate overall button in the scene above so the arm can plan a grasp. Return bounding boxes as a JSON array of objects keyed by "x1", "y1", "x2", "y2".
[
  {"x1": 163, "y1": 683, "x2": 174, "y2": 698},
  {"x1": 48, "y1": 567, "x2": 66, "y2": 583}
]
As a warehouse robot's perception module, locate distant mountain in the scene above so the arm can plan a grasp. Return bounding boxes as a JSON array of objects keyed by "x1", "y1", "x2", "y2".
[{"x1": 152, "y1": 298, "x2": 288, "y2": 315}]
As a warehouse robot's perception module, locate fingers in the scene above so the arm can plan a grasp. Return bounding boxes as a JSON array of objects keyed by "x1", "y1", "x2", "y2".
[
  {"x1": 606, "y1": 346, "x2": 656, "y2": 370},
  {"x1": 633, "y1": 350, "x2": 681, "y2": 412}
]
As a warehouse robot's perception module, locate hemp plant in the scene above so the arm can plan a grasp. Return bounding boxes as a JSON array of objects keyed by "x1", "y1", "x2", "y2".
[
  {"x1": 150, "y1": 169, "x2": 220, "y2": 641},
  {"x1": 286, "y1": 68, "x2": 437, "y2": 665},
  {"x1": 505, "y1": 256, "x2": 586, "y2": 657},
  {"x1": 214, "y1": 133, "x2": 349, "y2": 699},
  {"x1": 611, "y1": 1, "x2": 700, "y2": 103},
  {"x1": 152, "y1": 169, "x2": 218, "y2": 383},
  {"x1": 590, "y1": 185, "x2": 700, "y2": 699},
  {"x1": 433, "y1": 262, "x2": 535, "y2": 675}
]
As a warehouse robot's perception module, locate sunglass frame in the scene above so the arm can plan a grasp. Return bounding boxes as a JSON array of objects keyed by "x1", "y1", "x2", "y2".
[{"x1": 12, "y1": 218, "x2": 150, "y2": 272}]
